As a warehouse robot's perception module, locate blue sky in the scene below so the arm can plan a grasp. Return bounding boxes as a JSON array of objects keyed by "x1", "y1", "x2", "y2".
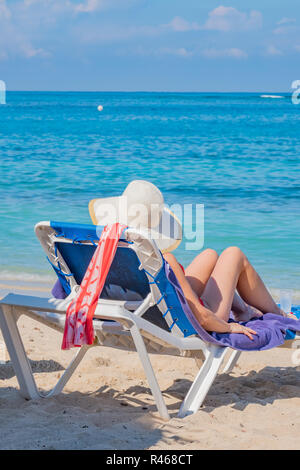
[{"x1": 0, "y1": 0, "x2": 299, "y2": 91}]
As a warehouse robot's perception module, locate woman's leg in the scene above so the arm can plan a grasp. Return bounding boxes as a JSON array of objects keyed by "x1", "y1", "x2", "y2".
[
  {"x1": 184, "y1": 248, "x2": 219, "y2": 297},
  {"x1": 201, "y1": 246, "x2": 281, "y2": 322},
  {"x1": 171, "y1": 248, "x2": 259, "y2": 318}
]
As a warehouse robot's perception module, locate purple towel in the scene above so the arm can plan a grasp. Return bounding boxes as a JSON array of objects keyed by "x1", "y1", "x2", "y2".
[
  {"x1": 52, "y1": 279, "x2": 67, "y2": 299},
  {"x1": 165, "y1": 262, "x2": 300, "y2": 351}
]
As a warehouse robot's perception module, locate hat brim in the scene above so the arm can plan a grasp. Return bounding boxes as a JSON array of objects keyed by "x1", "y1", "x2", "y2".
[{"x1": 89, "y1": 196, "x2": 182, "y2": 253}]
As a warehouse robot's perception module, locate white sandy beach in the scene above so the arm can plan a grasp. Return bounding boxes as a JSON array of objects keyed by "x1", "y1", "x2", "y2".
[{"x1": 0, "y1": 285, "x2": 300, "y2": 450}]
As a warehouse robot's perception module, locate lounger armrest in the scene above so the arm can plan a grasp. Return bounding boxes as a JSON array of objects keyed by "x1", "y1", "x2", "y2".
[
  {"x1": 0, "y1": 293, "x2": 211, "y2": 352},
  {"x1": 0, "y1": 294, "x2": 67, "y2": 314},
  {"x1": 0, "y1": 293, "x2": 143, "y2": 313},
  {"x1": 98, "y1": 299, "x2": 144, "y2": 312}
]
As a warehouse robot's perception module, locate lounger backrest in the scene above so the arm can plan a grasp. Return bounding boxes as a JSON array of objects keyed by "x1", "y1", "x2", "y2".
[
  {"x1": 35, "y1": 221, "x2": 199, "y2": 337},
  {"x1": 47, "y1": 221, "x2": 150, "y2": 300}
]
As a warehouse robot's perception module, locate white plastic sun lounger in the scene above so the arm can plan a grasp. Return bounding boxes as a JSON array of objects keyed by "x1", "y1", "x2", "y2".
[{"x1": 0, "y1": 221, "x2": 299, "y2": 420}]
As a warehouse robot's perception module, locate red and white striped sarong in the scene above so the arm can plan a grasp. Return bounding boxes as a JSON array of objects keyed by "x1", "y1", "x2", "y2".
[{"x1": 62, "y1": 223, "x2": 127, "y2": 350}]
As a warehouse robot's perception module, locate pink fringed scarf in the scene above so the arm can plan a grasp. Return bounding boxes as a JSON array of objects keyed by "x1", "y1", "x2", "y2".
[{"x1": 62, "y1": 223, "x2": 127, "y2": 350}]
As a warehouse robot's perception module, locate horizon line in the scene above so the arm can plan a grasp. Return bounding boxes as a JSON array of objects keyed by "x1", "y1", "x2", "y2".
[{"x1": 5, "y1": 90, "x2": 289, "y2": 94}]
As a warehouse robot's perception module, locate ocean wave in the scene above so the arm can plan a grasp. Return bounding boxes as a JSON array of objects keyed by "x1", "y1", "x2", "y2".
[
  {"x1": 268, "y1": 288, "x2": 300, "y2": 304},
  {"x1": 260, "y1": 94, "x2": 284, "y2": 99},
  {"x1": 0, "y1": 270, "x2": 299, "y2": 305},
  {"x1": 0, "y1": 270, "x2": 55, "y2": 284}
]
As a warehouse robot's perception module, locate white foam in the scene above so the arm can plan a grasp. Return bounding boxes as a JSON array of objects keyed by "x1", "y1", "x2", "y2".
[
  {"x1": 0, "y1": 271, "x2": 299, "y2": 304},
  {"x1": 269, "y1": 288, "x2": 300, "y2": 304},
  {"x1": 0, "y1": 270, "x2": 55, "y2": 284},
  {"x1": 260, "y1": 94, "x2": 284, "y2": 99}
]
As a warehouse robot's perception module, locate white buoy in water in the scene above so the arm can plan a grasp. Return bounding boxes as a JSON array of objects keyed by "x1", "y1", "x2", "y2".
[{"x1": 97, "y1": 105, "x2": 103, "y2": 111}]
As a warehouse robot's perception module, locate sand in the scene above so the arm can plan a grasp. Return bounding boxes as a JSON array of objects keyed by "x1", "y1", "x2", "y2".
[{"x1": 0, "y1": 305, "x2": 300, "y2": 451}]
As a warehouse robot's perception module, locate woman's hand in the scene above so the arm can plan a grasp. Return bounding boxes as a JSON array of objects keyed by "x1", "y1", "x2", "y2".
[{"x1": 228, "y1": 322, "x2": 257, "y2": 340}]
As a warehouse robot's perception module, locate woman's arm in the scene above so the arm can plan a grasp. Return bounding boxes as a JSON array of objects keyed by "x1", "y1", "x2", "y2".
[{"x1": 164, "y1": 253, "x2": 257, "y2": 340}]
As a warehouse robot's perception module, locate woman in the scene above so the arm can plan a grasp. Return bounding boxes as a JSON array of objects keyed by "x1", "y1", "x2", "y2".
[{"x1": 164, "y1": 247, "x2": 286, "y2": 340}]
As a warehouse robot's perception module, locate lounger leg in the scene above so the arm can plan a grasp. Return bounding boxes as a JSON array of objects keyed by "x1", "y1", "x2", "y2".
[
  {"x1": 0, "y1": 305, "x2": 90, "y2": 399},
  {"x1": 0, "y1": 305, "x2": 40, "y2": 399},
  {"x1": 178, "y1": 346, "x2": 227, "y2": 418},
  {"x1": 40, "y1": 344, "x2": 89, "y2": 397},
  {"x1": 130, "y1": 324, "x2": 170, "y2": 420},
  {"x1": 222, "y1": 350, "x2": 241, "y2": 374}
]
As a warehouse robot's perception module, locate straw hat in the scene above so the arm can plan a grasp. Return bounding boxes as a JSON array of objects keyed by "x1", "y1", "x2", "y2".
[{"x1": 89, "y1": 180, "x2": 182, "y2": 252}]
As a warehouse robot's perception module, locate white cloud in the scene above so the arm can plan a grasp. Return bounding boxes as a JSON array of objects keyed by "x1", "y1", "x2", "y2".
[
  {"x1": 22, "y1": 45, "x2": 48, "y2": 58},
  {"x1": 0, "y1": 0, "x2": 11, "y2": 19},
  {"x1": 75, "y1": 0, "x2": 103, "y2": 13},
  {"x1": 273, "y1": 17, "x2": 297, "y2": 34},
  {"x1": 202, "y1": 47, "x2": 248, "y2": 59},
  {"x1": 277, "y1": 17, "x2": 296, "y2": 25},
  {"x1": 23, "y1": 0, "x2": 72, "y2": 13},
  {"x1": 22, "y1": 0, "x2": 135, "y2": 15},
  {"x1": 168, "y1": 16, "x2": 200, "y2": 32},
  {"x1": 81, "y1": 10, "x2": 259, "y2": 42},
  {"x1": 78, "y1": 15, "x2": 200, "y2": 43},
  {"x1": 0, "y1": 1, "x2": 52, "y2": 60},
  {"x1": 0, "y1": 2, "x2": 263, "y2": 63},
  {"x1": 0, "y1": 0, "x2": 109, "y2": 60},
  {"x1": 266, "y1": 45, "x2": 282, "y2": 56},
  {"x1": 203, "y1": 6, "x2": 262, "y2": 32},
  {"x1": 74, "y1": 0, "x2": 139, "y2": 14},
  {"x1": 80, "y1": 23, "x2": 164, "y2": 43},
  {"x1": 273, "y1": 26, "x2": 297, "y2": 34},
  {"x1": 118, "y1": 45, "x2": 193, "y2": 58},
  {"x1": 0, "y1": 23, "x2": 48, "y2": 60},
  {"x1": 159, "y1": 46, "x2": 193, "y2": 57},
  {"x1": 176, "y1": 47, "x2": 192, "y2": 57}
]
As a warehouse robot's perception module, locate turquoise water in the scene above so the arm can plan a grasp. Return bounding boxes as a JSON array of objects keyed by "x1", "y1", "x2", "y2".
[{"x1": 0, "y1": 92, "x2": 299, "y2": 295}]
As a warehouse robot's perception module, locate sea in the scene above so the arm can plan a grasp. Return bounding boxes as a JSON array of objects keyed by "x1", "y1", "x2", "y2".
[{"x1": 0, "y1": 92, "x2": 299, "y2": 300}]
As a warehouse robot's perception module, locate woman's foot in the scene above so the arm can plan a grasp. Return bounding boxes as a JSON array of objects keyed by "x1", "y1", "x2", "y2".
[
  {"x1": 238, "y1": 306, "x2": 295, "y2": 319},
  {"x1": 278, "y1": 308, "x2": 287, "y2": 317},
  {"x1": 277, "y1": 308, "x2": 295, "y2": 318},
  {"x1": 233, "y1": 304, "x2": 263, "y2": 322}
]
